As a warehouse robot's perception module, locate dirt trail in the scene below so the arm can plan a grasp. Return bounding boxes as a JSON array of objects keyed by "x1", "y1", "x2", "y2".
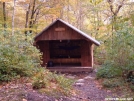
[
  {"x1": 0, "y1": 71, "x2": 132, "y2": 101},
  {"x1": 71, "y1": 72, "x2": 115, "y2": 101}
]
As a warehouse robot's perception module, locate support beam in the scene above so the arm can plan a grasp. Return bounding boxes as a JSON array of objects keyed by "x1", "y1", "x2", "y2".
[{"x1": 90, "y1": 44, "x2": 94, "y2": 67}]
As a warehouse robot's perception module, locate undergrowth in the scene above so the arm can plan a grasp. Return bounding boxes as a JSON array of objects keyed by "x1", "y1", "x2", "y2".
[
  {"x1": 96, "y1": 23, "x2": 134, "y2": 93},
  {"x1": 0, "y1": 32, "x2": 41, "y2": 82},
  {"x1": 32, "y1": 68, "x2": 74, "y2": 96},
  {"x1": 96, "y1": 62, "x2": 122, "y2": 79},
  {"x1": 102, "y1": 78, "x2": 124, "y2": 88},
  {"x1": 0, "y1": 31, "x2": 74, "y2": 96}
]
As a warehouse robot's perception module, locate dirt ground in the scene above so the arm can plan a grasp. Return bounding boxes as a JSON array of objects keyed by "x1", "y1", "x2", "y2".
[{"x1": 0, "y1": 71, "x2": 133, "y2": 101}]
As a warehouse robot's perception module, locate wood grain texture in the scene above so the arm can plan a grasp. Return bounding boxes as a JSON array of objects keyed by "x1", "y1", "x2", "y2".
[{"x1": 35, "y1": 20, "x2": 94, "y2": 68}]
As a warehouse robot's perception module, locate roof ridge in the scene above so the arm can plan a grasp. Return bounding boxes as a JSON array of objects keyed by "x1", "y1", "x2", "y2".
[{"x1": 34, "y1": 19, "x2": 100, "y2": 46}]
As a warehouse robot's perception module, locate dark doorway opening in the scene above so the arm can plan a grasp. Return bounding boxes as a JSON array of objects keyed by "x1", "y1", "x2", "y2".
[{"x1": 49, "y1": 40, "x2": 81, "y2": 67}]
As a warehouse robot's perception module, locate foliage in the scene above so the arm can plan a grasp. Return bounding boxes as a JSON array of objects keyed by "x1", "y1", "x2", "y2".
[
  {"x1": 32, "y1": 68, "x2": 48, "y2": 89},
  {"x1": 0, "y1": 31, "x2": 41, "y2": 82},
  {"x1": 102, "y1": 78, "x2": 124, "y2": 88},
  {"x1": 130, "y1": 84, "x2": 134, "y2": 92},
  {"x1": 98, "y1": 22, "x2": 134, "y2": 73},
  {"x1": 126, "y1": 71, "x2": 134, "y2": 83},
  {"x1": 96, "y1": 17, "x2": 134, "y2": 91},
  {"x1": 96, "y1": 62, "x2": 122, "y2": 79},
  {"x1": 0, "y1": 30, "x2": 74, "y2": 97},
  {"x1": 0, "y1": 0, "x2": 134, "y2": 96},
  {"x1": 32, "y1": 68, "x2": 74, "y2": 96}
]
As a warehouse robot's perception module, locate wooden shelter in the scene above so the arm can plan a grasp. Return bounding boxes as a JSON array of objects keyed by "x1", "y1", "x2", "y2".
[{"x1": 34, "y1": 19, "x2": 100, "y2": 72}]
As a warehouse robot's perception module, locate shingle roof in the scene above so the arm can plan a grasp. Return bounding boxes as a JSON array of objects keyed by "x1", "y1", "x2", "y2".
[{"x1": 34, "y1": 19, "x2": 100, "y2": 46}]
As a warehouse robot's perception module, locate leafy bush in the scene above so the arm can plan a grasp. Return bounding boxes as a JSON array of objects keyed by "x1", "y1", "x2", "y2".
[
  {"x1": 32, "y1": 68, "x2": 74, "y2": 96},
  {"x1": 130, "y1": 84, "x2": 134, "y2": 92},
  {"x1": 53, "y1": 74, "x2": 74, "y2": 96},
  {"x1": 0, "y1": 32, "x2": 41, "y2": 82},
  {"x1": 0, "y1": 31, "x2": 74, "y2": 96},
  {"x1": 98, "y1": 22, "x2": 134, "y2": 90},
  {"x1": 102, "y1": 78, "x2": 124, "y2": 88},
  {"x1": 96, "y1": 62, "x2": 122, "y2": 79},
  {"x1": 32, "y1": 68, "x2": 49, "y2": 89},
  {"x1": 126, "y1": 71, "x2": 134, "y2": 83}
]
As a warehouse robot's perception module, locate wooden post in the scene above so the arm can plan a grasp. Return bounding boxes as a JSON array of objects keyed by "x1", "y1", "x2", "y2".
[
  {"x1": 37, "y1": 41, "x2": 50, "y2": 67},
  {"x1": 91, "y1": 44, "x2": 94, "y2": 67},
  {"x1": 81, "y1": 40, "x2": 91, "y2": 67},
  {"x1": 43, "y1": 41, "x2": 50, "y2": 66}
]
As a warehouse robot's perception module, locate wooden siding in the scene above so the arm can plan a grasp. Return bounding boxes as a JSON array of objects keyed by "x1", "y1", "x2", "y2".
[
  {"x1": 81, "y1": 40, "x2": 92, "y2": 67},
  {"x1": 34, "y1": 20, "x2": 95, "y2": 68},
  {"x1": 36, "y1": 40, "x2": 93, "y2": 67},
  {"x1": 90, "y1": 44, "x2": 94, "y2": 67},
  {"x1": 37, "y1": 41, "x2": 50, "y2": 66},
  {"x1": 35, "y1": 20, "x2": 88, "y2": 41}
]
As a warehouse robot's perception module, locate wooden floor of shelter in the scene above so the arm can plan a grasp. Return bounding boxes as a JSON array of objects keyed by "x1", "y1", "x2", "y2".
[{"x1": 47, "y1": 66, "x2": 93, "y2": 73}]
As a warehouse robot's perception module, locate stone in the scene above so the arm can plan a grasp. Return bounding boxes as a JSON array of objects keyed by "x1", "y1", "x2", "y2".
[
  {"x1": 84, "y1": 76, "x2": 95, "y2": 80},
  {"x1": 66, "y1": 75, "x2": 75, "y2": 79},
  {"x1": 76, "y1": 79, "x2": 85, "y2": 83},
  {"x1": 25, "y1": 83, "x2": 32, "y2": 87},
  {"x1": 74, "y1": 83, "x2": 84, "y2": 86},
  {"x1": 22, "y1": 98, "x2": 27, "y2": 101},
  {"x1": 94, "y1": 69, "x2": 98, "y2": 72}
]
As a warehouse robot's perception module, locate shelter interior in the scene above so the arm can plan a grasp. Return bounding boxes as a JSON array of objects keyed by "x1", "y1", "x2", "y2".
[
  {"x1": 36, "y1": 39, "x2": 93, "y2": 67},
  {"x1": 34, "y1": 19, "x2": 95, "y2": 69}
]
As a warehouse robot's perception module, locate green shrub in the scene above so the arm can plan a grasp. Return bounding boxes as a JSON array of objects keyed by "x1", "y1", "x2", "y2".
[
  {"x1": 32, "y1": 68, "x2": 74, "y2": 96},
  {"x1": 126, "y1": 71, "x2": 134, "y2": 84},
  {"x1": 0, "y1": 32, "x2": 41, "y2": 82},
  {"x1": 32, "y1": 68, "x2": 49, "y2": 89},
  {"x1": 130, "y1": 84, "x2": 134, "y2": 92},
  {"x1": 102, "y1": 22, "x2": 134, "y2": 79},
  {"x1": 102, "y1": 78, "x2": 123, "y2": 88},
  {"x1": 53, "y1": 74, "x2": 74, "y2": 96},
  {"x1": 96, "y1": 62, "x2": 122, "y2": 79}
]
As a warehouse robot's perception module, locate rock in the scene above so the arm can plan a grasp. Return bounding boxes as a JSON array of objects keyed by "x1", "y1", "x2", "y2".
[
  {"x1": 74, "y1": 83, "x2": 84, "y2": 86},
  {"x1": 84, "y1": 76, "x2": 95, "y2": 80},
  {"x1": 66, "y1": 75, "x2": 75, "y2": 79},
  {"x1": 76, "y1": 79, "x2": 85, "y2": 83},
  {"x1": 74, "y1": 79, "x2": 85, "y2": 86},
  {"x1": 94, "y1": 69, "x2": 98, "y2": 72},
  {"x1": 25, "y1": 83, "x2": 32, "y2": 86},
  {"x1": 107, "y1": 90, "x2": 111, "y2": 93},
  {"x1": 10, "y1": 85, "x2": 18, "y2": 89},
  {"x1": 22, "y1": 98, "x2": 27, "y2": 101}
]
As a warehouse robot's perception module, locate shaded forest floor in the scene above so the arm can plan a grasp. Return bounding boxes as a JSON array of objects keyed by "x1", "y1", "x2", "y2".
[{"x1": 0, "y1": 71, "x2": 134, "y2": 101}]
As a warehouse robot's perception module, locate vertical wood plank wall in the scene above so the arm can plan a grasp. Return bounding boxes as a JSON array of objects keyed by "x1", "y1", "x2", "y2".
[
  {"x1": 37, "y1": 41, "x2": 50, "y2": 66},
  {"x1": 90, "y1": 44, "x2": 94, "y2": 67},
  {"x1": 35, "y1": 20, "x2": 95, "y2": 67},
  {"x1": 81, "y1": 40, "x2": 92, "y2": 67},
  {"x1": 35, "y1": 21, "x2": 86, "y2": 41}
]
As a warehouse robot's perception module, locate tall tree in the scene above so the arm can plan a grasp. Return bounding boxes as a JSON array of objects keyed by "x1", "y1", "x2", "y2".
[
  {"x1": 12, "y1": 0, "x2": 16, "y2": 36},
  {"x1": 107, "y1": 0, "x2": 125, "y2": 31},
  {"x1": 2, "y1": 2, "x2": 7, "y2": 31},
  {"x1": 20, "y1": 0, "x2": 61, "y2": 34},
  {"x1": 29, "y1": 0, "x2": 36, "y2": 33}
]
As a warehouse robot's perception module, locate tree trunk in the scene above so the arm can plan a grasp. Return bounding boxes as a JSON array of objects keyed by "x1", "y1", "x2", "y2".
[
  {"x1": 12, "y1": 0, "x2": 16, "y2": 36},
  {"x1": 2, "y1": 2, "x2": 7, "y2": 31},
  {"x1": 67, "y1": 0, "x2": 70, "y2": 23},
  {"x1": 25, "y1": 3, "x2": 31, "y2": 35},
  {"x1": 29, "y1": 0, "x2": 36, "y2": 33}
]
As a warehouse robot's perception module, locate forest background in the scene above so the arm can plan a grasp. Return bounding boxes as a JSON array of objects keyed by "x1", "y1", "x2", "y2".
[{"x1": 0, "y1": 0, "x2": 134, "y2": 92}]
